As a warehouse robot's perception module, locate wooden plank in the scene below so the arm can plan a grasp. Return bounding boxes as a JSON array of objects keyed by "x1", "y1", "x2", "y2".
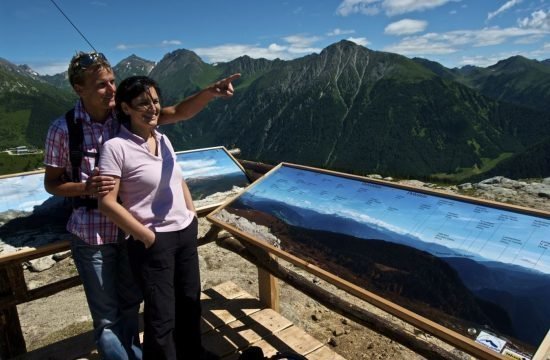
[
  {"x1": 0, "y1": 241, "x2": 71, "y2": 265},
  {"x1": 251, "y1": 325, "x2": 325, "y2": 358},
  {"x1": 247, "y1": 308, "x2": 293, "y2": 335},
  {"x1": 0, "y1": 169, "x2": 44, "y2": 179},
  {"x1": 202, "y1": 329, "x2": 240, "y2": 358},
  {"x1": 307, "y1": 346, "x2": 347, "y2": 360},
  {"x1": 204, "y1": 281, "x2": 253, "y2": 301},
  {"x1": 0, "y1": 276, "x2": 81, "y2": 310},
  {"x1": 201, "y1": 284, "x2": 262, "y2": 330},
  {"x1": 213, "y1": 308, "x2": 294, "y2": 351},
  {"x1": 533, "y1": 330, "x2": 550, "y2": 360}
]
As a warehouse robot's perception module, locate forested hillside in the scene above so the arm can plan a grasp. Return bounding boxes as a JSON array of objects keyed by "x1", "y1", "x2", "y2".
[{"x1": 1, "y1": 41, "x2": 549, "y2": 181}]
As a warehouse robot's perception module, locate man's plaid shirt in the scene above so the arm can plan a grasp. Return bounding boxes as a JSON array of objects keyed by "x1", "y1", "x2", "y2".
[{"x1": 44, "y1": 100, "x2": 119, "y2": 245}]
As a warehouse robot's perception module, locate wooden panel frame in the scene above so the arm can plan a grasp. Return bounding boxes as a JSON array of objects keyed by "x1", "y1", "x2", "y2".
[
  {"x1": 207, "y1": 162, "x2": 550, "y2": 360},
  {"x1": 175, "y1": 146, "x2": 251, "y2": 214}
]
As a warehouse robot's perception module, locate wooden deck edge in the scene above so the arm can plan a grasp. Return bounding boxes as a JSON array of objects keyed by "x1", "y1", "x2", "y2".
[{"x1": 19, "y1": 281, "x2": 346, "y2": 360}]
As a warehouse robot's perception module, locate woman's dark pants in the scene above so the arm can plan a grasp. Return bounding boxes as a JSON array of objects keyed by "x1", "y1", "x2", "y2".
[{"x1": 128, "y1": 218, "x2": 201, "y2": 360}]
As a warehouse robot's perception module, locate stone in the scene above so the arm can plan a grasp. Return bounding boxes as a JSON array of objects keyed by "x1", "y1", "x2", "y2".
[
  {"x1": 332, "y1": 326, "x2": 345, "y2": 336},
  {"x1": 52, "y1": 251, "x2": 72, "y2": 261},
  {"x1": 27, "y1": 256, "x2": 56, "y2": 272},
  {"x1": 458, "y1": 183, "x2": 473, "y2": 190}
]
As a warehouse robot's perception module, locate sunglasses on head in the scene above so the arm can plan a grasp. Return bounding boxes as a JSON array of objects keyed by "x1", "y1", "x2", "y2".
[{"x1": 72, "y1": 52, "x2": 109, "y2": 70}]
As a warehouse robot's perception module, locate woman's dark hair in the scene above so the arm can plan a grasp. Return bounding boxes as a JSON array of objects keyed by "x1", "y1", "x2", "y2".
[{"x1": 115, "y1": 76, "x2": 162, "y2": 130}]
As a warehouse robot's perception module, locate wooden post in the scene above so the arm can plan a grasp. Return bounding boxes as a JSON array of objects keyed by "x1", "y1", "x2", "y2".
[
  {"x1": 258, "y1": 259, "x2": 280, "y2": 312},
  {"x1": 0, "y1": 265, "x2": 26, "y2": 359}
]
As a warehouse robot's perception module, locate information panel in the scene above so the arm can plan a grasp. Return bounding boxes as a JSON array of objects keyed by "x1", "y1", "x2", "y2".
[
  {"x1": 176, "y1": 146, "x2": 250, "y2": 212},
  {"x1": 0, "y1": 146, "x2": 250, "y2": 252},
  {"x1": 0, "y1": 172, "x2": 70, "y2": 251},
  {"x1": 208, "y1": 163, "x2": 550, "y2": 357}
]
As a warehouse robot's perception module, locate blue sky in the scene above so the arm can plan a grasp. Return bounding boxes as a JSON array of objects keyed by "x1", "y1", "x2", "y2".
[{"x1": 1, "y1": 0, "x2": 549, "y2": 75}]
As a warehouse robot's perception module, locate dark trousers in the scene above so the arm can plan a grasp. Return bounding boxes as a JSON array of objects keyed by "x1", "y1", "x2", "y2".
[{"x1": 128, "y1": 218, "x2": 201, "y2": 360}]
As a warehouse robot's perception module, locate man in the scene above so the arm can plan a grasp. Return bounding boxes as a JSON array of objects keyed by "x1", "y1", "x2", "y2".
[{"x1": 44, "y1": 51, "x2": 239, "y2": 360}]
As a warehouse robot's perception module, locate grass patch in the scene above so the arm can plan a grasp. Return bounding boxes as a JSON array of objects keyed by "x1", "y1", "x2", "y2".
[
  {"x1": 430, "y1": 152, "x2": 514, "y2": 183},
  {"x1": 0, "y1": 152, "x2": 44, "y2": 175}
]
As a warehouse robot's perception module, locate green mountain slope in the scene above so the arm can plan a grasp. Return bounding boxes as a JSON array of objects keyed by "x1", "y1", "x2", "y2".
[
  {"x1": 159, "y1": 41, "x2": 550, "y2": 180},
  {"x1": 458, "y1": 56, "x2": 550, "y2": 113},
  {"x1": 2, "y1": 41, "x2": 549, "y2": 180},
  {"x1": 0, "y1": 60, "x2": 75, "y2": 149}
]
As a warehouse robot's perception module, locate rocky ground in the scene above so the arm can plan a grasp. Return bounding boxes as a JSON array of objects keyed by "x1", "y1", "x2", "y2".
[{"x1": 12, "y1": 176, "x2": 550, "y2": 359}]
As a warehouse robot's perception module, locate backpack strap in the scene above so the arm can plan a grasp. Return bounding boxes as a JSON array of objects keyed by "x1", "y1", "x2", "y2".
[
  {"x1": 65, "y1": 108, "x2": 99, "y2": 210},
  {"x1": 65, "y1": 108, "x2": 84, "y2": 183}
]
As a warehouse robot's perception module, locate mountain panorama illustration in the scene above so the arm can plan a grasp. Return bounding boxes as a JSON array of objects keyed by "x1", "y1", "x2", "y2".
[
  {"x1": 210, "y1": 164, "x2": 550, "y2": 355},
  {"x1": 1, "y1": 40, "x2": 549, "y2": 357}
]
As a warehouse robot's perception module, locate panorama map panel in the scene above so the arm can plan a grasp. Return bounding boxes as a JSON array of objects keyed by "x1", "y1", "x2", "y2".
[
  {"x1": 175, "y1": 147, "x2": 250, "y2": 210},
  {"x1": 210, "y1": 163, "x2": 550, "y2": 356},
  {"x1": 0, "y1": 172, "x2": 70, "y2": 251},
  {"x1": 0, "y1": 146, "x2": 250, "y2": 252}
]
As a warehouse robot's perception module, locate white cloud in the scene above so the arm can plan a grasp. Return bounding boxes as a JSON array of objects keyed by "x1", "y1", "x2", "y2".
[
  {"x1": 268, "y1": 43, "x2": 287, "y2": 52},
  {"x1": 514, "y1": 34, "x2": 545, "y2": 44},
  {"x1": 347, "y1": 37, "x2": 370, "y2": 46},
  {"x1": 283, "y1": 35, "x2": 323, "y2": 54},
  {"x1": 327, "y1": 28, "x2": 356, "y2": 36},
  {"x1": 116, "y1": 40, "x2": 182, "y2": 50},
  {"x1": 385, "y1": 19, "x2": 428, "y2": 35},
  {"x1": 385, "y1": 33, "x2": 457, "y2": 55},
  {"x1": 529, "y1": 42, "x2": 550, "y2": 58},
  {"x1": 336, "y1": 0, "x2": 380, "y2": 16},
  {"x1": 458, "y1": 51, "x2": 525, "y2": 67},
  {"x1": 31, "y1": 62, "x2": 68, "y2": 76},
  {"x1": 193, "y1": 36, "x2": 323, "y2": 63},
  {"x1": 487, "y1": 0, "x2": 522, "y2": 21},
  {"x1": 518, "y1": 9, "x2": 550, "y2": 30},
  {"x1": 283, "y1": 35, "x2": 322, "y2": 48},
  {"x1": 193, "y1": 44, "x2": 287, "y2": 62},
  {"x1": 161, "y1": 40, "x2": 182, "y2": 46},
  {"x1": 382, "y1": 0, "x2": 455, "y2": 16},
  {"x1": 336, "y1": 0, "x2": 456, "y2": 17},
  {"x1": 384, "y1": 26, "x2": 547, "y2": 56}
]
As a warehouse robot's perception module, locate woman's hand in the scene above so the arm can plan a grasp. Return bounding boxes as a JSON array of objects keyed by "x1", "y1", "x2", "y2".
[{"x1": 142, "y1": 230, "x2": 156, "y2": 249}]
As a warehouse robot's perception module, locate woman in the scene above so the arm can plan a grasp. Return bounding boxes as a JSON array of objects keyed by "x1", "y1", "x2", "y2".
[{"x1": 98, "y1": 76, "x2": 216, "y2": 360}]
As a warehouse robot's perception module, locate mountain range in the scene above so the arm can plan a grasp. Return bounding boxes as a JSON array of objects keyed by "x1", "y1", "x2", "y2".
[{"x1": 1, "y1": 40, "x2": 549, "y2": 181}]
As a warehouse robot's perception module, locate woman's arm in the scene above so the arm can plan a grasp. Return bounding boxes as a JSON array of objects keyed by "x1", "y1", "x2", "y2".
[
  {"x1": 182, "y1": 180, "x2": 196, "y2": 216},
  {"x1": 98, "y1": 178, "x2": 156, "y2": 248}
]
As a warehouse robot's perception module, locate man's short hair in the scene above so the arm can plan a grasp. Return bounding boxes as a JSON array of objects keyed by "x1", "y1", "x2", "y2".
[{"x1": 68, "y1": 52, "x2": 112, "y2": 87}]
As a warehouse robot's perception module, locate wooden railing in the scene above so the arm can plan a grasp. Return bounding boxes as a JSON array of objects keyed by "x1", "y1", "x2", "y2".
[{"x1": 1, "y1": 159, "x2": 549, "y2": 360}]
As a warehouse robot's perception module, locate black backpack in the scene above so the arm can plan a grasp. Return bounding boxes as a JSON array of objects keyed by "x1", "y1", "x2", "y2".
[{"x1": 238, "y1": 346, "x2": 307, "y2": 360}]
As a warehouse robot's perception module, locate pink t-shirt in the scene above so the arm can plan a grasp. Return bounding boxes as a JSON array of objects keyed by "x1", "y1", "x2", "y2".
[{"x1": 99, "y1": 125, "x2": 193, "y2": 233}]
